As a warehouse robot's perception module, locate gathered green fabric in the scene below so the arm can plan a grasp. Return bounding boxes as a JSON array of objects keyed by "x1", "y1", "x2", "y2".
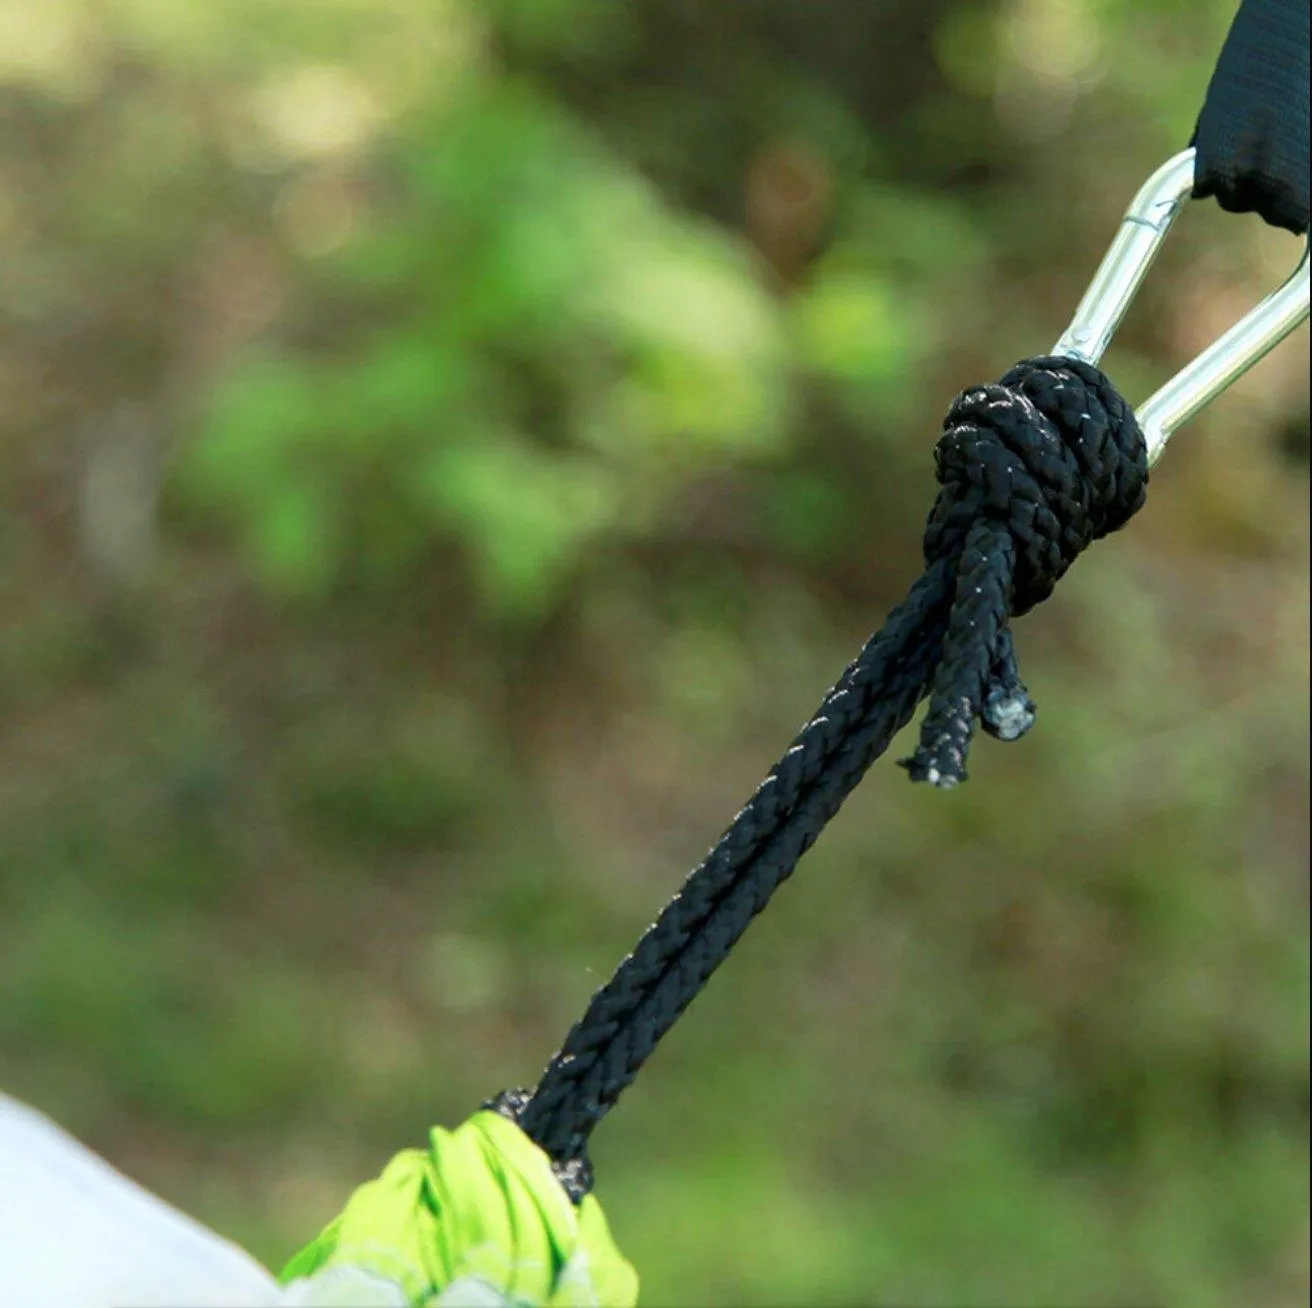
[{"x1": 280, "y1": 1111, "x2": 638, "y2": 1307}]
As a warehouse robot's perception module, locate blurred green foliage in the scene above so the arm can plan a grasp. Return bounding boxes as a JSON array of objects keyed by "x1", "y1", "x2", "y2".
[{"x1": 0, "y1": 1, "x2": 1307, "y2": 1305}]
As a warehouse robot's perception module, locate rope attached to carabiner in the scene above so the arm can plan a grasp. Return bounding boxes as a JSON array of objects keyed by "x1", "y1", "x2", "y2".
[
  {"x1": 485, "y1": 0, "x2": 1311, "y2": 1205},
  {"x1": 502, "y1": 355, "x2": 1148, "y2": 1191}
]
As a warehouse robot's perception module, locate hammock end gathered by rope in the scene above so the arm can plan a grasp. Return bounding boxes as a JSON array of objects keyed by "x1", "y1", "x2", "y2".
[
  {"x1": 485, "y1": 1088, "x2": 595, "y2": 1204},
  {"x1": 281, "y1": 1107, "x2": 638, "y2": 1306}
]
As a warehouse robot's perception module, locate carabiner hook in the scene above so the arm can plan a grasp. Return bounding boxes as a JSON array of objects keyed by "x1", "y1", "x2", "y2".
[{"x1": 1052, "y1": 147, "x2": 1311, "y2": 467}]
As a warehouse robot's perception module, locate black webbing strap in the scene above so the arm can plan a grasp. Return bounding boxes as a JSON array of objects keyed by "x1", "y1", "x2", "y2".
[{"x1": 1191, "y1": 0, "x2": 1310, "y2": 234}]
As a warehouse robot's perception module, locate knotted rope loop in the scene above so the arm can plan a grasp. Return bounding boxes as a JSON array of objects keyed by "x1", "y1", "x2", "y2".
[
  {"x1": 904, "y1": 356, "x2": 1147, "y2": 787},
  {"x1": 514, "y1": 357, "x2": 1147, "y2": 1191},
  {"x1": 924, "y1": 357, "x2": 1147, "y2": 610}
]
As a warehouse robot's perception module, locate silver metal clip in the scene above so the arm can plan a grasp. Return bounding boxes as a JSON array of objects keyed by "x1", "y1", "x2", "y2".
[{"x1": 1053, "y1": 147, "x2": 1310, "y2": 466}]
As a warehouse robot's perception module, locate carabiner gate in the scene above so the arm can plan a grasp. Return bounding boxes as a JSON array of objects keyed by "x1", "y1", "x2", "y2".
[{"x1": 1053, "y1": 147, "x2": 1311, "y2": 467}]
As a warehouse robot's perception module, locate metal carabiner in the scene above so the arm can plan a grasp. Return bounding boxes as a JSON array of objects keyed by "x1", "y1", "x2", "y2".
[{"x1": 1052, "y1": 147, "x2": 1310, "y2": 467}]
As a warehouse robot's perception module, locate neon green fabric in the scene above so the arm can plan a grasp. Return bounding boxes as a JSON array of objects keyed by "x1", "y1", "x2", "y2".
[{"x1": 280, "y1": 1111, "x2": 638, "y2": 1308}]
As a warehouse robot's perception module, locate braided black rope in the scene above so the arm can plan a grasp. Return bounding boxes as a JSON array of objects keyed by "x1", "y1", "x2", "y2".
[{"x1": 493, "y1": 356, "x2": 1148, "y2": 1198}]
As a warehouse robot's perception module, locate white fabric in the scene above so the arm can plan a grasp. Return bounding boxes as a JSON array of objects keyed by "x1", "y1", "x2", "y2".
[
  {"x1": 0, "y1": 1091, "x2": 284, "y2": 1308},
  {"x1": 0, "y1": 1092, "x2": 423, "y2": 1307}
]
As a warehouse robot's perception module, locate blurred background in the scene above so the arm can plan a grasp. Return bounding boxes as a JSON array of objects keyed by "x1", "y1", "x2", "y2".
[{"x1": 0, "y1": 1, "x2": 1307, "y2": 1304}]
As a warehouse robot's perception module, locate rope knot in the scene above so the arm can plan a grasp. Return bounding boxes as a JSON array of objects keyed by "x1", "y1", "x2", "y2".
[
  {"x1": 904, "y1": 356, "x2": 1147, "y2": 787},
  {"x1": 924, "y1": 356, "x2": 1147, "y2": 614}
]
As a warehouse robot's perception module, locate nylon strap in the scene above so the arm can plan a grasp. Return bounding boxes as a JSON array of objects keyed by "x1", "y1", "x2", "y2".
[{"x1": 1191, "y1": 0, "x2": 1311, "y2": 234}]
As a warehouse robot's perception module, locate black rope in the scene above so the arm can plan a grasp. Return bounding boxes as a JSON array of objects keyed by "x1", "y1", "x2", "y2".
[{"x1": 492, "y1": 356, "x2": 1148, "y2": 1197}]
